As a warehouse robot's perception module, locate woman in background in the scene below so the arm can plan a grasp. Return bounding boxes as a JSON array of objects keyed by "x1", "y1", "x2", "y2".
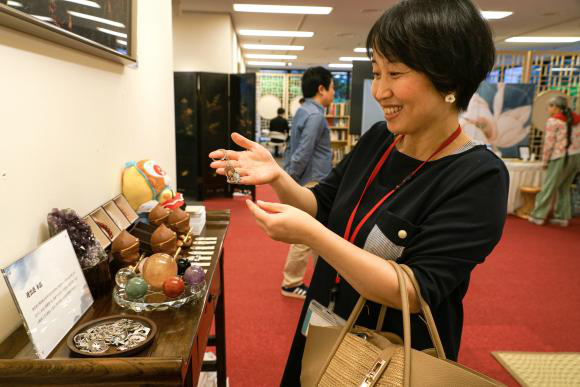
[{"x1": 530, "y1": 96, "x2": 580, "y2": 227}]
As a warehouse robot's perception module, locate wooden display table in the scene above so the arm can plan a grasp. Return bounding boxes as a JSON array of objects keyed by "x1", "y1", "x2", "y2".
[{"x1": 0, "y1": 210, "x2": 230, "y2": 387}]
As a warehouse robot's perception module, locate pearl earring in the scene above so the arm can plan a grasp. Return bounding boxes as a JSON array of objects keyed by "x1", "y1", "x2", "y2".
[{"x1": 445, "y1": 94, "x2": 456, "y2": 103}]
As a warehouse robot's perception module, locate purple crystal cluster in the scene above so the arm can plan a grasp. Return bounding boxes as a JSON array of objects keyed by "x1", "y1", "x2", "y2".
[{"x1": 47, "y1": 208, "x2": 106, "y2": 268}]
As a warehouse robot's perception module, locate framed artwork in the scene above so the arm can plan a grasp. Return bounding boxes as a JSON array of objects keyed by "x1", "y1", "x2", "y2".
[
  {"x1": 460, "y1": 82, "x2": 535, "y2": 158},
  {"x1": 0, "y1": 0, "x2": 135, "y2": 64}
]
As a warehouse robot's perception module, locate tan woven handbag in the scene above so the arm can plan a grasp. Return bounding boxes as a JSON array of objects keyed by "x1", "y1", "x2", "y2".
[{"x1": 301, "y1": 261, "x2": 504, "y2": 386}]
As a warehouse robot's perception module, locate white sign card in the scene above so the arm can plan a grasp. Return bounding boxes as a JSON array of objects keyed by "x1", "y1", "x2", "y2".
[{"x1": 1, "y1": 231, "x2": 94, "y2": 359}]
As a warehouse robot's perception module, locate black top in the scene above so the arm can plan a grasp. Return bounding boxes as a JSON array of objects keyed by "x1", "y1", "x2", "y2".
[
  {"x1": 269, "y1": 115, "x2": 290, "y2": 134},
  {"x1": 280, "y1": 121, "x2": 508, "y2": 386}
]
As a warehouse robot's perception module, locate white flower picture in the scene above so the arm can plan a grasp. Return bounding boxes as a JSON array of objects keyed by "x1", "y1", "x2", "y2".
[{"x1": 460, "y1": 82, "x2": 534, "y2": 158}]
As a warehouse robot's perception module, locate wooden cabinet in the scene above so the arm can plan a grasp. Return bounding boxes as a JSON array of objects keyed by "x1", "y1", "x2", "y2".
[{"x1": 0, "y1": 211, "x2": 230, "y2": 387}]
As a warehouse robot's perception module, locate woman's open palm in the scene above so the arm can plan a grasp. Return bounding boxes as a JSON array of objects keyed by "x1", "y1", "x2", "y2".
[{"x1": 209, "y1": 132, "x2": 283, "y2": 186}]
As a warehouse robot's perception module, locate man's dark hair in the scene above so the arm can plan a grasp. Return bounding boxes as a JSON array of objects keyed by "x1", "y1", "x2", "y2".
[
  {"x1": 277, "y1": 107, "x2": 285, "y2": 115},
  {"x1": 366, "y1": 0, "x2": 495, "y2": 111},
  {"x1": 302, "y1": 66, "x2": 333, "y2": 98}
]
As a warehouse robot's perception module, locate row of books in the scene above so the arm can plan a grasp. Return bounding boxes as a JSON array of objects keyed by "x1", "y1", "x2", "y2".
[
  {"x1": 330, "y1": 129, "x2": 348, "y2": 141},
  {"x1": 327, "y1": 117, "x2": 349, "y2": 128},
  {"x1": 326, "y1": 102, "x2": 350, "y2": 117},
  {"x1": 332, "y1": 147, "x2": 346, "y2": 163}
]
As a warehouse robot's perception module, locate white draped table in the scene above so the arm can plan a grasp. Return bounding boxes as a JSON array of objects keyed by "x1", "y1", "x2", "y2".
[{"x1": 502, "y1": 159, "x2": 545, "y2": 214}]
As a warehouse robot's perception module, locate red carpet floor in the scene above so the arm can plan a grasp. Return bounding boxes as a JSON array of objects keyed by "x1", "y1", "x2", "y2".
[{"x1": 204, "y1": 185, "x2": 580, "y2": 387}]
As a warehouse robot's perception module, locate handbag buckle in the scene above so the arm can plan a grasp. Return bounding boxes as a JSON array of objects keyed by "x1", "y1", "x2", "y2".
[{"x1": 359, "y1": 358, "x2": 388, "y2": 387}]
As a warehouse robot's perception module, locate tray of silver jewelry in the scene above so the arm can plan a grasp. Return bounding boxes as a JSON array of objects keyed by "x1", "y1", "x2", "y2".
[{"x1": 66, "y1": 315, "x2": 157, "y2": 357}]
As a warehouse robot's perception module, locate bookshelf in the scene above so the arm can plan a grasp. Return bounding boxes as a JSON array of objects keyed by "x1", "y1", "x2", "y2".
[{"x1": 326, "y1": 102, "x2": 351, "y2": 165}]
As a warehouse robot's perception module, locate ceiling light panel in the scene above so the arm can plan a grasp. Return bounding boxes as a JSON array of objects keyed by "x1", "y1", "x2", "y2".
[
  {"x1": 63, "y1": 0, "x2": 100, "y2": 8},
  {"x1": 329, "y1": 63, "x2": 353, "y2": 69},
  {"x1": 239, "y1": 30, "x2": 314, "y2": 38},
  {"x1": 480, "y1": 11, "x2": 512, "y2": 20},
  {"x1": 242, "y1": 44, "x2": 304, "y2": 51},
  {"x1": 505, "y1": 37, "x2": 580, "y2": 43},
  {"x1": 68, "y1": 11, "x2": 125, "y2": 28},
  {"x1": 339, "y1": 57, "x2": 370, "y2": 62},
  {"x1": 247, "y1": 61, "x2": 288, "y2": 67},
  {"x1": 233, "y1": 4, "x2": 332, "y2": 14},
  {"x1": 245, "y1": 54, "x2": 297, "y2": 59},
  {"x1": 353, "y1": 48, "x2": 367, "y2": 53},
  {"x1": 97, "y1": 27, "x2": 127, "y2": 38}
]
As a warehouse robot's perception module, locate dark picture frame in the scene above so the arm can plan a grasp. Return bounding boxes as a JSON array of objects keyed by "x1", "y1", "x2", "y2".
[{"x1": 0, "y1": 0, "x2": 135, "y2": 64}]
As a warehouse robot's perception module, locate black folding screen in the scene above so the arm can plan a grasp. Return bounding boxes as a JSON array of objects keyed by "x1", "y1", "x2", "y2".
[{"x1": 174, "y1": 72, "x2": 256, "y2": 200}]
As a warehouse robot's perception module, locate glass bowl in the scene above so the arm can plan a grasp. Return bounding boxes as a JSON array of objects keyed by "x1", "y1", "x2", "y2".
[{"x1": 113, "y1": 281, "x2": 206, "y2": 312}]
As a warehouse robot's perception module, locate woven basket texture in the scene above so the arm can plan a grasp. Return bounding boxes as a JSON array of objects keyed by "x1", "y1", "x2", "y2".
[{"x1": 318, "y1": 333, "x2": 405, "y2": 386}]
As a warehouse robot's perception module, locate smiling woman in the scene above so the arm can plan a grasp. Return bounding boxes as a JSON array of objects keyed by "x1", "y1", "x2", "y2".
[{"x1": 209, "y1": 0, "x2": 508, "y2": 385}]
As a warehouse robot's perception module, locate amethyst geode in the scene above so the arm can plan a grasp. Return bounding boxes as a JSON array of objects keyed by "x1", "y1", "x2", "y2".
[{"x1": 47, "y1": 208, "x2": 106, "y2": 268}]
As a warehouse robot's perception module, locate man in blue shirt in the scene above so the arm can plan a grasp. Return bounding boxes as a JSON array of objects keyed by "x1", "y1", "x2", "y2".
[{"x1": 281, "y1": 67, "x2": 334, "y2": 298}]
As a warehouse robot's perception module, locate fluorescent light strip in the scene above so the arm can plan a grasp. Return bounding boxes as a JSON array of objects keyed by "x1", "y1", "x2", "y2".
[
  {"x1": 329, "y1": 63, "x2": 353, "y2": 69},
  {"x1": 233, "y1": 4, "x2": 332, "y2": 15},
  {"x1": 247, "y1": 61, "x2": 287, "y2": 67},
  {"x1": 239, "y1": 29, "x2": 314, "y2": 38},
  {"x1": 68, "y1": 11, "x2": 125, "y2": 28},
  {"x1": 242, "y1": 44, "x2": 304, "y2": 51},
  {"x1": 246, "y1": 54, "x2": 297, "y2": 60},
  {"x1": 480, "y1": 11, "x2": 512, "y2": 20},
  {"x1": 339, "y1": 57, "x2": 370, "y2": 62},
  {"x1": 97, "y1": 27, "x2": 127, "y2": 38},
  {"x1": 353, "y1": 47, "x2": 367, "y2": 53},
  {"x1": 551, "y1": 67, "x2": 579, "y2": 72},
  {"x1": 117, "y1": 39, "x2": 127, "y2": 46},
  {"x1": 506, "y1": 36, "x2": 580, "y2": 43},
  {"x1": 63, "y1": 0, "x2": 101, "y2": 8},
  {"x1": 6, "y1": 1, "x2": 23, "y2": 7},
  {"x1": 32, "y1": 15, "x2": 54, "y2": 22}
]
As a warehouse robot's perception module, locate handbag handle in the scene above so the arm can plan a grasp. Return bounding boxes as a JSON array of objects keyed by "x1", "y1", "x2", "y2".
[
  {"x1": 399, "y1": 264, "x2": 446, "y2": 360},
  {"x1": 315, "y1": 261, "x2": 412, "y2": 386}
]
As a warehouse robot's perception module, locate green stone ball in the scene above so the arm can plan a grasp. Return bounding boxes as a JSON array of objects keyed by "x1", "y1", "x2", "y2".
[{"x1": 125, "y1": 277, "x2": 149, "y2": 300}]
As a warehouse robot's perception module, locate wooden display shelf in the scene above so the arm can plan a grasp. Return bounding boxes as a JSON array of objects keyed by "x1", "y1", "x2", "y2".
[
  {"x1": 325, "y1": 115, "x2": 350, "y2": 118},
  {"x1": 0, "y1": 210, "x2": 231, "y2": 387},
  {"x1": 329, "y1": 126, "x2": 349, "y2": 129}
]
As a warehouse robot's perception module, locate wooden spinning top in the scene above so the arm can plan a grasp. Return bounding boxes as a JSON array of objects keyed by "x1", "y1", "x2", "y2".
[
  {"x1": 149, "y1": 204, "x2": 170, "y2": 226},
  {"x1": 150, "y1": 224, "x2": 177, "y2": 256},
  {"x1": 112, "y1": 230, "x2": 140, "y2": 265},
  {"x1": 168, "y1": 208, "x2": 190, "y2": 235}
]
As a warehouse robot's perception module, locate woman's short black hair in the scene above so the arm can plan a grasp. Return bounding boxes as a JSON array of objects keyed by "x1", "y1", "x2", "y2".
[
  {"x1": 302, "y1": 66, "x2": 333, "y2": 98},
  {"x1": 366, "y1": 0, "x2": 495, "y2": 111}
]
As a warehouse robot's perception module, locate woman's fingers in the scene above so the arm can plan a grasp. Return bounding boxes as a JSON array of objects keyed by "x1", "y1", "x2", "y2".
[
  {"x1": 255, "y1": 200, "x2": 286, "y2": 214},
  {"x1": 210, "y1": 159, "x2": 243, "y2": 169},
  {"x1": 208, "y1": 149, "x2": 240, "y2": 161},
  {"x1": 246, "y1": 199, "x2": 270, "y2": 223},
  {"x1": 231, "y1": 132, "x2": 257, "y2": 150}
]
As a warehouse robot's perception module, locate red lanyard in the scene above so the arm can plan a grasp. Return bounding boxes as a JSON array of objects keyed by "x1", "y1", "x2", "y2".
[{"x1": 334, "y1": 126, "x2": 462, "y2": 288}]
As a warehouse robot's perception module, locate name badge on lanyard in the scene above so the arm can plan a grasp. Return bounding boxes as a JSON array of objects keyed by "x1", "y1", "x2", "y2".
[{"x1": 301, "y1": 299, "x2": 346, "y2": 337}]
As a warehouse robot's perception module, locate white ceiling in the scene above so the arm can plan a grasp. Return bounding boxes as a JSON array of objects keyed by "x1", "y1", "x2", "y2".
[{"x1": 178, "y1": 0, "x2": 580, "y2": 69}]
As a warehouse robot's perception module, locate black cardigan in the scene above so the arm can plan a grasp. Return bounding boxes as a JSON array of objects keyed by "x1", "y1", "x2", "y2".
[{"x1": 280, "y1": 121, "x2": 508, "y2": 386}]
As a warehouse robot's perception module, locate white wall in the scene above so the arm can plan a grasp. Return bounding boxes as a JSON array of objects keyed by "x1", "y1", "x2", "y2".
[
  {"x1": 173, "y1": 12, "x2": 244, "y2": 73},
  {"x1": 0, "y1": 0, "x2": 175, "y2": 342}
]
